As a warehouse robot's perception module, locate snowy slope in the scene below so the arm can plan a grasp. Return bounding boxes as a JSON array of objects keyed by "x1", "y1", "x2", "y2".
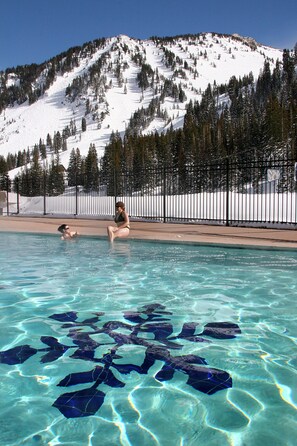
[{"x1": 0, "y1": 33, "x2": 283, "y2": 174}]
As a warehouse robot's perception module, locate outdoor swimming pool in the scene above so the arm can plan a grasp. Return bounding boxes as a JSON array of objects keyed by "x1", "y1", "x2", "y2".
[{"x1": 0, "y1": 233, "x2": 296, "y2": 446}]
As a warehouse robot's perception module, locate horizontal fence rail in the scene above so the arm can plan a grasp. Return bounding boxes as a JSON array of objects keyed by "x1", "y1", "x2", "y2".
[{"x1": 1, "y1": 157, "x2": 297, "y2": 228}]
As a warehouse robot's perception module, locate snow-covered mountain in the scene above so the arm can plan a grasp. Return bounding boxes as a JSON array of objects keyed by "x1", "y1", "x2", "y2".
[{"x1": 0, "y1": 33, "x2": 283, "y2": 175}]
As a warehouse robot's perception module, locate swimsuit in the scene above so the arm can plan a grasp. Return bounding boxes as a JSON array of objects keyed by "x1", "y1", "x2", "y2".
[{"x1": 114, "y1": 211, "x2": 130, "y2": 229}]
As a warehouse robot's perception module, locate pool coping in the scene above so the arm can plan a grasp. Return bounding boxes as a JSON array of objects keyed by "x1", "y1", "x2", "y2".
[{"x1": 1, "y1": 215, "x2": 297, "y2": 250}]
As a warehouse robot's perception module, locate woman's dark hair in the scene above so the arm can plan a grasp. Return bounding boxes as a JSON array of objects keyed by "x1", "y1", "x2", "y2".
[
  {"x1": 58, "y1": 224, "x2": 67, "y2": 233},
  {"x1": 115, "y1": 201, "x2": 125, "y2": 209}
]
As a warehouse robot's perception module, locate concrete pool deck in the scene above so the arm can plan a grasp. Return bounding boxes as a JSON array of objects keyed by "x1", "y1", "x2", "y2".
[{"x1": 0, "y1": 215, "x2": 297, "y2": 249}]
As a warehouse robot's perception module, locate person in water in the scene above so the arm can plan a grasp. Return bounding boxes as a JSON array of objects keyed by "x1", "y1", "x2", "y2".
[
  {"x1": 107, "y1": 201, "x2": 130, "y2": 242},
  {"x1": 58, "y1": 224, "x2": 79, "y2": 240}
]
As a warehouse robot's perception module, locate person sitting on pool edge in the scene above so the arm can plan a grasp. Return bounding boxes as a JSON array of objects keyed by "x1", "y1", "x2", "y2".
[
  {"x1": 58, "y1": 224, "x2": 79, "y2": 240},
  {"x1": 107, "y1": 201, "x2": 130, "y2": 242}
]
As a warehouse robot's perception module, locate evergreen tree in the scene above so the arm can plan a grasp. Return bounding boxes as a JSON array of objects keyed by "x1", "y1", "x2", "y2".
[
  {"x1": 39, "y1": 139, "x2": 47, "y2": 159},
  {"x1": 85, "y1": 98, "x2": 91, "y2": 115},
  {"x1": 17, "y1": 167, "x2": 32, "y2": 196},
  {"x1": 46, "y1": 133, "x2": 52, "y2": 148},
  {"x1": 67, "y1": 148, "x2": 82, "y2": 187},
  {"x1": 6, "y1": 153, "x2": 17, "y2": 170},
  {"x1": 84, "y1": 144, "x2": 99, "y2": 192},
  {"x1": 0, "y1": 173, "x2": 11, "y2": 192},
  {"x1": 81, "y1": 117, "x2": 87, "y2": 132},
  {"x1": 70, "y1": 119, "x2": 77, "y2": 136},
  {"x1": 30, "y1": 145, "x2": 44, "y2": 195},
  {"x1": 47, "y1": 157, "x2": 65, "y2": 196},
  {"x1": 53, "y1": 131, "x2": 62, "y2": 153},
  {"x1": 137, "y1": 63, "x2": 154, "y2": 91},
  {"x1": 62, "y1": 138, "x2": 67, "y2": 152},
  {"x1": 0, "y1": 155, "x2": 8, "y2": 175}
]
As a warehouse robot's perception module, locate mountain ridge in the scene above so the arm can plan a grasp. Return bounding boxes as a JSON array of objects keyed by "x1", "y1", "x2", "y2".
[{"x1": 0, "y1": 32, "x2": 283, "y2": 176}]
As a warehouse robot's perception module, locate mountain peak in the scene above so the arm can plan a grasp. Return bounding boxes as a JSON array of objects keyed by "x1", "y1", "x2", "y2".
[{"x1": 0, "y1": 32, "x2": 283, "y2": 177}]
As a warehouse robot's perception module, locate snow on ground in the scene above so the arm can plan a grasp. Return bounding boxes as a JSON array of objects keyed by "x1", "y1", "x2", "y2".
[{"x1": 3, "y1": 189, "x2": 296, "y2": 227}]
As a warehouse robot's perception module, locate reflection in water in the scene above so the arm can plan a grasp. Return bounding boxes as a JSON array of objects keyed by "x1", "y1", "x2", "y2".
[{"x1": 109, "y1": 241, "x2": 131, "y2": 260}]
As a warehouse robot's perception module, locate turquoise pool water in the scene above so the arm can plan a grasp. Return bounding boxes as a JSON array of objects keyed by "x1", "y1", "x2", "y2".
[{"x1": 0, "y1": 233, "x2": 296, "y2": 446}]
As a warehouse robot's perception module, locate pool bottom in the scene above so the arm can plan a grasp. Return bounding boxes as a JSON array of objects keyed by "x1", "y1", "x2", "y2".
[{"x1": 0, "y1": 233, "x2": 296, "y2": 446}]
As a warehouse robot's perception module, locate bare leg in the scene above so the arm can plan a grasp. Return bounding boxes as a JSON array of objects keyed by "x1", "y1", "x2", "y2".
[
  {"x1": 107, "y1": 226, "x2": 129, "y2": 242},
  {"x1": 107, "y1": 225, "x2": 116, "y2": 242},
  {"x1": 113, "y1": 228, "x2": 130, "y2": 240}
]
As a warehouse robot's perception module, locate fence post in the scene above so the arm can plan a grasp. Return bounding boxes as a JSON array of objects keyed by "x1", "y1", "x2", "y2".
[
  {"x1": 114, "y1": 167, "x2": 118, "y2": 207},
  {"x1": 43, "y1": 170, "x2": 47, "y2": 215},
  {"x1": 226, "y1": 157, "x2": 230, "y2": 226},
  {"x1": 163, "y1": 165, "x2": 166, "y2": 223},
  {"x1": 75, "y1": 165, "x2": 78, "y2": 216},
  {"x1": 295, "y1": 161, "x2": 297, "y2": 226},
  {"x1": 16, "y1": 177, "x2": 20, "y2": 214},
  {"x1": 6, "y1": 176, "x2": 10, "y2": 216}
]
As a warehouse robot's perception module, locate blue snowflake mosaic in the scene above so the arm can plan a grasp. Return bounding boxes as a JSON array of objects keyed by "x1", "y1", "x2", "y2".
[{"x1": 0, "y1": 304, "x2": 241, "y2": 418}]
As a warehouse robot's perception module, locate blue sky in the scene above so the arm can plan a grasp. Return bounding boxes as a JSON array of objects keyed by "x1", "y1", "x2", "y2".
[{"x1": 0, "y1": 0, "x2": 296, "y2": 70}]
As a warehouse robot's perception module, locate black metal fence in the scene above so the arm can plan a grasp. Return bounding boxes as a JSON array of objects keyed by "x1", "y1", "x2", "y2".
[{"x1": 1, "y1": 157, "x2": 297, "y2": 228}]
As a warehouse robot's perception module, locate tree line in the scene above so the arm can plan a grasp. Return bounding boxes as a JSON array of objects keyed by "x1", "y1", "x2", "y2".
[
  {"x1": 0, "y1": 46, "x2": 296, "y2": 197},
  {"x1": 4, "y1": 144, "x2": 100, "y2": 197},
  {"x1": 100, "y1": 48, "x2": 297, "y2": 193}
]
